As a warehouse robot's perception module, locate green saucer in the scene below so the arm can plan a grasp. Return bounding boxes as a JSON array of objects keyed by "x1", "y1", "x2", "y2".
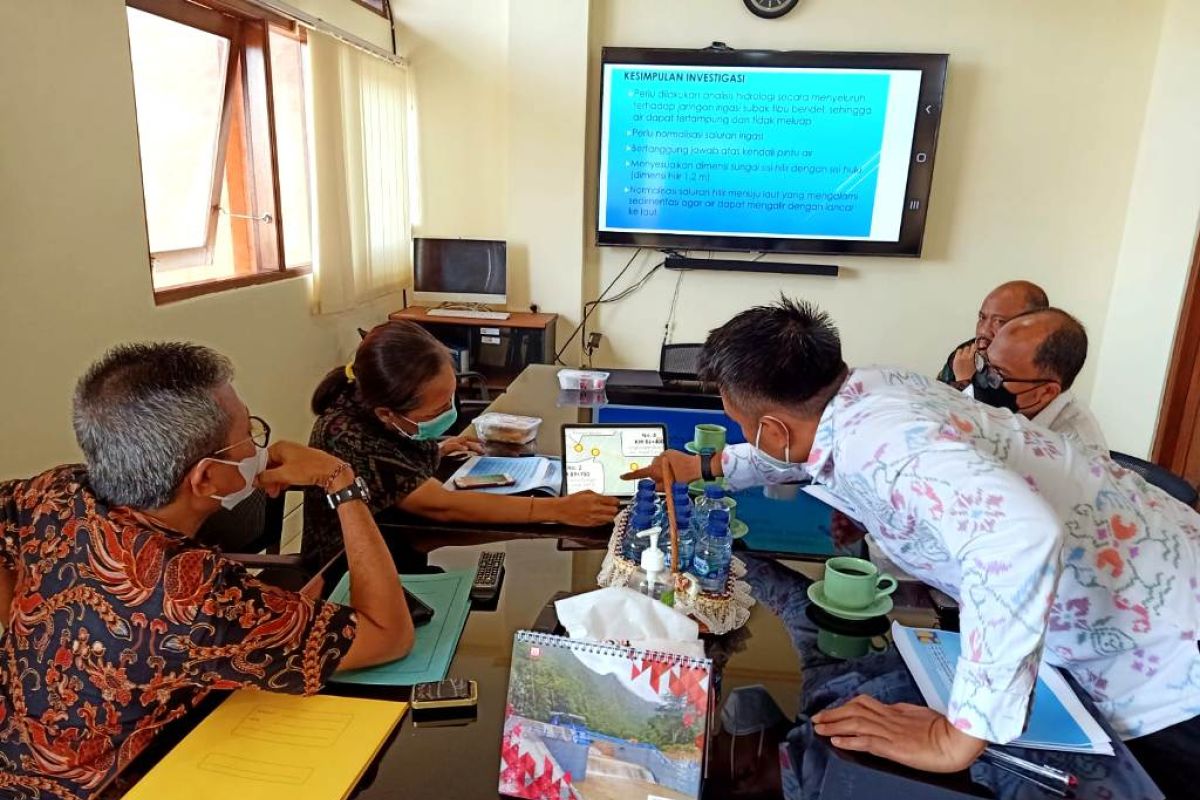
[
  {"x1": 687, "y1": 477, "x2": 731, "y2": 496},
  {"x1": 806, "y1": 580, "x2": 893, "y2": 620},
  {"x1": 729, "y1": 519, "x2": 749, "y2": 539}
]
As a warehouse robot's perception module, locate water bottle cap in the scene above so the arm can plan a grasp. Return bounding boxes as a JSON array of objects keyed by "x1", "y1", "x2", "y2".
[
  {"x1": 631, "y1": 512, "x2": 652, "y2": 528},
  {"x1": 709, "y1": 509, "x2": 730, "y2": 523},
  {"x1": 672, "y1": 482, "x2": 689, "y2": 494},
  {"x1": 709, "y1": 523, "x2": 729, "y2": 537},
  {"x1": 704, "y1": 485, "x2": 724, "y2": 499},
  {"x1": 637, "y1": 479, "x2": 656, "y2": 491}
]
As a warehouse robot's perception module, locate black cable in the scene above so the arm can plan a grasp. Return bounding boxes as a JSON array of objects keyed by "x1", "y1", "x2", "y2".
[
  {"x1": 558, "y1": 257, "x2": 666, "y2": 367},
  {"x1": 662, "y1": 268, "x2": 686, "y2": 348},
  {"x1": 555, "y1": 248, "x2": 643, "y2": 364}
]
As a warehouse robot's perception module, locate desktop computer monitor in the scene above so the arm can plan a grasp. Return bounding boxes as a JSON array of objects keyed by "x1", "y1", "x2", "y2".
[{"x1": 412, "y1": 238, "x2": 507, "y2": 306}]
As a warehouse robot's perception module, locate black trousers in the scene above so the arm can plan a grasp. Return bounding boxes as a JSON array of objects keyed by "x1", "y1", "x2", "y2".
[{"x1": 1126, "y1": 713, "x2": 1200, "y2": 799}]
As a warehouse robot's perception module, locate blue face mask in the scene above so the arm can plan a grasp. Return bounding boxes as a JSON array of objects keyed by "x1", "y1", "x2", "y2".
[
  {"x1": 753, "y1": 417, "x2": 793, "y2": 471},
  {"x1": 395, "y1": 401, "x2": 458, "y2": 441}
]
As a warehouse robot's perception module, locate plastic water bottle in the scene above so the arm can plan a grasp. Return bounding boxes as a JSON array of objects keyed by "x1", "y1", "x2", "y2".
[
  {"x1": 692, "y1": 510, "x2": 733, "y2": 593},
  {"x1": 623, "y1": 507, "x2": 656, "y2": 562},
  {"x1": 672, "y1": 506, "x2": 695, "y2": 569},
  {"x1": 691, "y1": 485, "x2": 725, "y2": 541}
]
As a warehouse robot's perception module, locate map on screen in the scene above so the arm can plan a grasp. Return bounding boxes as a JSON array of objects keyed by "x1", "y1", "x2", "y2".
[{"x1": 562, "y1": 425, "x2": 666, "y2": 497}]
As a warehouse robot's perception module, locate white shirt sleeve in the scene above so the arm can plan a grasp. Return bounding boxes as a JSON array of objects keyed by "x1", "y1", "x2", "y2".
[{"x1": 890, "y1": 443, "x2": 1064, "y2": 743}]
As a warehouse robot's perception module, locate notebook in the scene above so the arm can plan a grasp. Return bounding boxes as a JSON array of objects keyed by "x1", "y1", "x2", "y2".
[
  {"x1": 500, "y1": 631, "x2": 713, "y2": 800},
  {"x1": 892, "y1": 622, "x2": 1113, "y2": 755},
  {"x1": 445, "y1": 455, "x2": 563, "y2": 495},
  {"x1": 123, "y1": 690, "x2": 407, "y2": 800}
]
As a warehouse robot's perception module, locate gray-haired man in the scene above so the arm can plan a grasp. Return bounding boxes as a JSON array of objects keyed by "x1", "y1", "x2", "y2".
[{"x1": 0, "y1": 342, "x2": 413, "y2": 799}]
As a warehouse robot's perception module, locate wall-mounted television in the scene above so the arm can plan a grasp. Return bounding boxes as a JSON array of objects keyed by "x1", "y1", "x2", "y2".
[{"x1": 596, "y1": 47, "x2": 948, "y2": 258}]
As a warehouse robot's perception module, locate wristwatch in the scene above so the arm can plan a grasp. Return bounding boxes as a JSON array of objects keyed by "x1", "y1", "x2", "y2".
[
  {"x1": 326, "y1": 476, "x2": 371, "y2": 510},
  {"x1": 699, "y1": 451, "x2": 716, "y2": 482}
]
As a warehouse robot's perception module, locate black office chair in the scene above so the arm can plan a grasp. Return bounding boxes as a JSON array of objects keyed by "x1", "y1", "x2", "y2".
[
  {"x1": 453, "y1": 370, "x2": 492, "y2": 434},
  {"x1": 196, "y1": 488, "x2": 310, "y2": 591},
  {"x1": 660, "y1": 343, "x2": 705, "y2": 382},
  {"x1": 1110, "y1": 451, "x2": 1199, "y2": 508}
]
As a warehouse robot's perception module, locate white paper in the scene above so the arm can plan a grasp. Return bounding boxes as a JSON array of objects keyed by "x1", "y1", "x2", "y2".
[
  {"x1": 555, "y1": 586, "x2": 701, "y2": 655},
  {"x1": 802, "y1": 483, "x2": 861, "y2": 520}
]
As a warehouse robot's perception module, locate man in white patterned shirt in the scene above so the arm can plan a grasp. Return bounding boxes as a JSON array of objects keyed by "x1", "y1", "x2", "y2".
[{"x1": 629, "y1": 298, "x2": 1200, "y2": 796}]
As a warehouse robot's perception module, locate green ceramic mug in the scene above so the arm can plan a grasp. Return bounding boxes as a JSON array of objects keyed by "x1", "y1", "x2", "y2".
[
  {"x1": 823, "y1": 556, "x2": 897, "y2": 611},
  {"x1": 817, "y1": 629, "x2": 889, "y2": 660},
  {"x1": 694, "y1": 423, "x2": 727, "y2": 453}
]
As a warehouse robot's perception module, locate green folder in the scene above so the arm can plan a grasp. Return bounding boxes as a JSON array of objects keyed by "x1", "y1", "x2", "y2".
[{"x1": 328, "y1": 569, "x2": 475, "y2": 686}]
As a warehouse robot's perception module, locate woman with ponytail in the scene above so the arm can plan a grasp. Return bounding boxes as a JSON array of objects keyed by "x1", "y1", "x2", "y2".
[{"x1": 303, "y1": 321, "x2": 619, "y2": 575}]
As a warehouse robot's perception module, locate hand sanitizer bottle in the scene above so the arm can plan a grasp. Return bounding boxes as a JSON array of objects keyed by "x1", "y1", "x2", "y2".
[{"x1": 635, "y1": 526, "x2": 673, "y2": 605}]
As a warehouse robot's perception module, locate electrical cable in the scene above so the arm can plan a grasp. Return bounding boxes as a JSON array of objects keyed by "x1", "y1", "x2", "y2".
[
  {"x1": 555, "y1": 248, "x2": 644, "y2": 364},
  {"x1": 662, "y1": 268, "x2": 686, "y2": 348}
]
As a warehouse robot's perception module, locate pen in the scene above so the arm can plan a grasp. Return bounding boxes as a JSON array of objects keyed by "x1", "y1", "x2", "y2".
[
  {"x1": 982, "y1": 748, "x2": 1078, "y2": 790},
  {"x1": 982, "y1": 756, "x2": 1070, "y2": 797}
]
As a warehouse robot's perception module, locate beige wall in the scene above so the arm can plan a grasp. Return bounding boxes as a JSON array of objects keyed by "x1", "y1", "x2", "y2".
[
  {"x1": 1089, "y1": 0, "x2": 1200, "y2": 456},
  {"x1": 584, "y1": 0, "x2": 1165, "y2": 403},
  {"x1": 0, "y1": 1, "x2": 398, "y2": 478},
  {"x1": 396, "y1": 0, "x2": 509, "y2": 239}
]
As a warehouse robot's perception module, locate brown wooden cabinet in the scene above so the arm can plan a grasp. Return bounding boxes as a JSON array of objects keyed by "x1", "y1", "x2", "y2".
[{"x1": 389, "y1": 307, "x2": 558, "y2": 391}]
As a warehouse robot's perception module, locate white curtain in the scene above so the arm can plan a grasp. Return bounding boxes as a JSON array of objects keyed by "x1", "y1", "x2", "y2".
[{"x1": 309, "y1": 32, "x2": 415, "y2": 314}]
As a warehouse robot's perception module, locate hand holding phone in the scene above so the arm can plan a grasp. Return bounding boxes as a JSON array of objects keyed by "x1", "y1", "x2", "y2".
[{"x1": 453, "y1": 473, "x2": 515, "y2": 490}]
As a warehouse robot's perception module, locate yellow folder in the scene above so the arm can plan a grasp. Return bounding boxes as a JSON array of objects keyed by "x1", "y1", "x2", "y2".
[{"x1": 123, "y1": 690, "x2": 408, "y2": 800}]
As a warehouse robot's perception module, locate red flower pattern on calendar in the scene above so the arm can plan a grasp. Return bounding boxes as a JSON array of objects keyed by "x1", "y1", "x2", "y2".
[{"x1": 0, "y1": 466, "x2": 357, "y2": 799}]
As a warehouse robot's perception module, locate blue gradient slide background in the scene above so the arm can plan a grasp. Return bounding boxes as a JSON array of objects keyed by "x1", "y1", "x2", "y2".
[{"x1": 604, "y1": 69, "x2": 891, "y2": 238}]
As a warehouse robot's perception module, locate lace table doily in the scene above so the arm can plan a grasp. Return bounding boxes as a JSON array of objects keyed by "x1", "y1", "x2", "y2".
[{"x1": 596, "y1": 507, "x2": 754, "y2": 635}]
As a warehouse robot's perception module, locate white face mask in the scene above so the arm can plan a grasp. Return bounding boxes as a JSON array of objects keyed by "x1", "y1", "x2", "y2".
[
  {"x1": 753, "y1": 417, "x2": 793, "y2": 471},
  {"x1": 208, "y1": 446, "x2": 269, "y2": 510}
]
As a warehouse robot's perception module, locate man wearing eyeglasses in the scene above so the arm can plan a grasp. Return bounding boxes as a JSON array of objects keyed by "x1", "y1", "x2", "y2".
[
  {"x1": 937, "y1": 280, "x2": 1049, "y2": 390},
  {"x1": 0, "y1": 343, "x2": 414, "y2": 799},
  {"x1": 966, "y1": 307, "x2": 1108, "y2": 452}
]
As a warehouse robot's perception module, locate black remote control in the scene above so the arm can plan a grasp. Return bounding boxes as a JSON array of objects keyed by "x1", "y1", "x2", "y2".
[{"x1": 471, "y1": 551, "x2": 506, "y2": 603}]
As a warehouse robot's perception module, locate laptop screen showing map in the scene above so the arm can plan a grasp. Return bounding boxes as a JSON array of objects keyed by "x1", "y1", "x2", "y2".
[{"x1": 560, "y1": 424, "x2": 667, "y2": 498}]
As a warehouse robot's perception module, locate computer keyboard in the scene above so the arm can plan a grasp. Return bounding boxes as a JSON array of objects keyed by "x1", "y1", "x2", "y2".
[{"x1": 426, "y1": 309, "x2": 511, "y2": 320}]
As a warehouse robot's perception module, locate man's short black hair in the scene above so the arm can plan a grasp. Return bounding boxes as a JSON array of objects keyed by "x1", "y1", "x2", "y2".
[
  {"x1": 1024, "y1": 308, "x2": 1088, "y2": 390},
  {"x1": 700, "y1": 296, "x2": 847, "y2": 415}
]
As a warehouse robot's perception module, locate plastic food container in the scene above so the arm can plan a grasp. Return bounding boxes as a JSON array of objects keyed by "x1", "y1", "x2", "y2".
[
  {"x1": 556, "y1": 369, "x2": 610, "y2": 392},
  {"x1": 472, "y1": 412, "x2": 543, "y2": 444}
]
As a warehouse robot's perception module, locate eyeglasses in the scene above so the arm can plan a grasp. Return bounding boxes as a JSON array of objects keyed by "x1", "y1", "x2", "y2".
[
  {"x1": 213, "y1": 415, "x2": 271, "y2": 456},
  {"x1": 974, "y1": 351, "x2": 1056, "y2": 391}
]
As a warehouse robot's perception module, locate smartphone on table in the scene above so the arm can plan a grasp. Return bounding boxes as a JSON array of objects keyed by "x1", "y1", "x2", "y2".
[
  {"x1": 453, "y1": 473, "x2": 515, "y2": 490},
  {"x1": 405, "y1": 588, "x2": 435, "y2": 627},
  {"x1": 411, "y1": 678, "x2": 478, "y2": 711}
]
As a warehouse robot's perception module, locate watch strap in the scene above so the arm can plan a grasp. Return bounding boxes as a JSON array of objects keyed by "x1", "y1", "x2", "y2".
[
  {"x1": 326, "y1": 476, "x2": 370, "y2": 510},
  {"x1": 699, "y1": 451, "x2": 716, "y2": 482}
]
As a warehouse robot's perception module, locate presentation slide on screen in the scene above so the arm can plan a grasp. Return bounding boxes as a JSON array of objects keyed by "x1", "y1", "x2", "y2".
[
  {"x1": 599, "y1": 65, "x2": 922, "y2": 241},
  {"x1": 564, "y1": 427, "x2": 665, "y2": 496}
]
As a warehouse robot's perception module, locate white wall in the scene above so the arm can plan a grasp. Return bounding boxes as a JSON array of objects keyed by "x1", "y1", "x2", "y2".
[
  {"x1": 395, "y1": 0, "x2": 509, "y2": 239},
  {"x1": 506, "y1": 0, "x2": 591, "y2": 356},
  {"x1": 583, "y1": 0, "x2": 1165, "y2": 401},
  {"x1": 0, "y1": 1, "x2": 398, "y2": 478},
  {"x1": 1089, "y1": 0, "x2": 1200, "y2": 456}
]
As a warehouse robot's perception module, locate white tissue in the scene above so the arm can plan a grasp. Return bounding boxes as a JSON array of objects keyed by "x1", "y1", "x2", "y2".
[{"x1": 555, "y1": 586, "x2": 704, "y2": 658}]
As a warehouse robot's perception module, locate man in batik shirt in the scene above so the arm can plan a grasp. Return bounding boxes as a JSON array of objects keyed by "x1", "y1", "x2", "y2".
[
  {"x1": 0, "y1": 343, "x2": 414, "y2": 799},
  {"x1": 630, "y1": 298, "x2": 1200, "y2": 798}
]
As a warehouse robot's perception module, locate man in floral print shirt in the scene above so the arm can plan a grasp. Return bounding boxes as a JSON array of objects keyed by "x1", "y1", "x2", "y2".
[{"x1": 630, "y1": 298, "x2": 1200, "y2": 797}]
